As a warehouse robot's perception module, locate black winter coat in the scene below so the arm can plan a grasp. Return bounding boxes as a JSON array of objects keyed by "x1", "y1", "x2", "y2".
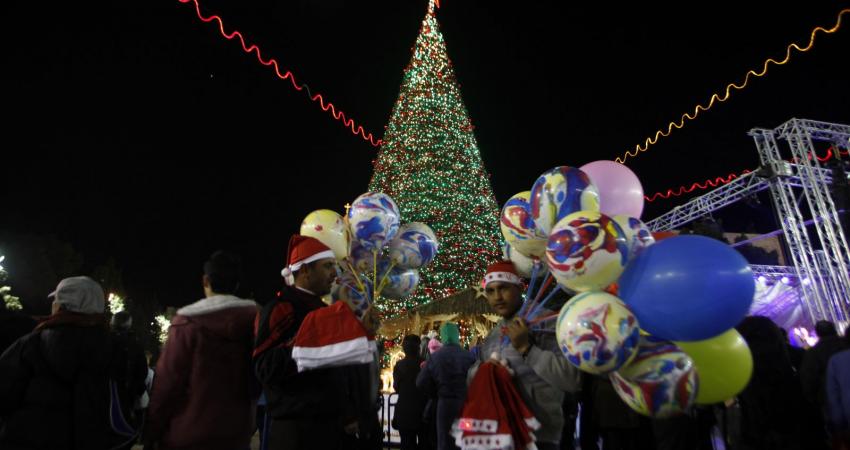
[
  {"x1": 0, "y1": 322, "x2": 142, "y2": 450},
  {"x1": 393, "y1": 355, "x2": 426, "y2": 431}
]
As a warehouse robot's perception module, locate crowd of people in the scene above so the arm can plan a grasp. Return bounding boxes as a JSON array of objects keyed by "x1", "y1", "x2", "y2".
[{"x1": 2, "y1": 234, "x2": 850, "y2": 450}]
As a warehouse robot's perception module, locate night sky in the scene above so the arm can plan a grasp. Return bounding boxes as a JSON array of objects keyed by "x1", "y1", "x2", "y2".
[{"x1": 2, "y1": 0, "x2": 849, "y2": 308}]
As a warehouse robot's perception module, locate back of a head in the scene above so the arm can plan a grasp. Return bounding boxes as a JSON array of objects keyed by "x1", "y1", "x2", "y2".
[
  {"x1": 737, "y1": 315, "x2": 782, "y2": 345},
  {"x1": 111, "y1": 310, "x2": 132, "y2": 331},
  {"x1": 402, "y1": 334, "x2": 421, "y2": 357},
  {"x1": 51, "y1": 276, "x2": 106, "y2": 315},
  {"x1": 440, "y1": 322, "x2": 460, "y2": 346},
  {"x1": 204, "y1": 250, "x2": 242, "y2": 294},
  {"x1": 737, "y1": 315, "x2": 795, "y2": 384},
  {"x1": 815, "y1": 320, "x2": 838, "y2": 338}
]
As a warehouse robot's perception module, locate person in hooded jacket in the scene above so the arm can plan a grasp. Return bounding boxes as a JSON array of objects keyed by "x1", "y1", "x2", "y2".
[
  {"x1": 0, "y1": 275, "x2": 145, "y2": 450},
  {"x1": 145, "y1": 251, "x2": 260, "y2": 450},
  {"x1": 417, "y1": 323, "x2": 475, "y2": 450}
]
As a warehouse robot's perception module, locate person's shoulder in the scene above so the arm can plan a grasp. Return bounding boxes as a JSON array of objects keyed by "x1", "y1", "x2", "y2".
[
  {"x1": 396, "y1": 357, "x2": 420, "y2": 369},
  {"x1": 1, "y1": 330, "x2": 38, "y2": 357},
  {"x1": 170, "y1": 315, "x2": 191, "y2": 327},
  {"x1": 831, "y1": 348, "x2": 850, "y2": 365}
]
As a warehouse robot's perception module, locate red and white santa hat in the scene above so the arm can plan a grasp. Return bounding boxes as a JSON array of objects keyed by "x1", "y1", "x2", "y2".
[
  {"x1": 281, "y1": 235, "x2": 336, "y2": 286},
  {"x1": 291, "y1": 301, "x2": 376, "y2": 372},
  {"x1": 483, "y1": 261, "x2": 523, "y2": 288},
  {"x1": 452, "y1": 362, "x2": 540, "y2": 449}
]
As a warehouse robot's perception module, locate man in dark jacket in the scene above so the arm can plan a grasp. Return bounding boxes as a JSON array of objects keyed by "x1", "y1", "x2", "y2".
[
  {"x1": 0, "y1": 276, "x2": 145, "y2": 450},
  {"x1": 827, "y1": 334, "x2": 850, "y2": 446},
  {"x1": 109, "y1": 310, "x2": 149, "y2": 448},
  {"x1": 736, "y1": 316, "x2": 807, "y2": 450},
  {"x1": 417, "y1": 323, "x2": 475, "y2": 450},
  {"x1": 802, "y1": 321, "x2": 846, "y2": 419},
  {"x1": 254, "y1": 235, "x2": 379, "y2": 450},
  {"x1": 394, "y1": 334, "x2": 427, "y2": 450},
  {"x1": 146, "y1": 251, "x2": 259, "y2": 450}
]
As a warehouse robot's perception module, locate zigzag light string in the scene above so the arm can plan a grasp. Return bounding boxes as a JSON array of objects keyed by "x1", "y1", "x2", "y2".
[
  {"x1": 615, "y1": 8, "x2": 850, "y2": 164},
  {"x1": 646, "y1": 147, "x2": 849, "y2": 202},
  {"x1": 645, "y1": 170, "x2": 753, "y2": 202},
  {"x1": 177, "y1": 0, "x2": 382, "y2": 147}
]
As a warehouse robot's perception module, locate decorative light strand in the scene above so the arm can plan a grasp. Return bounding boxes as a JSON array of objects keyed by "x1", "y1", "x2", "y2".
[
  {"x1": 645, "y1": 147, "x2": 848, "y2": 202},
  {"x1": 177, "y1": 0, "x2": 382, "y2": 147},
  {"x1": 615, "y1": 8, "x2": 850, "y2": 164}
]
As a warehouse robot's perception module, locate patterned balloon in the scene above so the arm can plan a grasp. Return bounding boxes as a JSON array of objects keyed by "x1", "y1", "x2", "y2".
[
  {"x1": 348, "y1": 192, "x2": 401, "y2": 251},
  {"x1": 389, "y1": 222, "x2": 439, "y2": 269},
  {"x1": 377, "y1": 265, "x2": 420, "y2": 300},
  {"x1": 546, "y1": 211, "x2": 629, "y2": 292},
  {"x1": 331, "y1": 271, "x2": 373, "y2": 319},
  {"x1": 300, "y1": 209, "x2": 350, "y2": 260},
  {"x1": 500, "y1": 191, "x2": 547, "y2": 257},
  {"x1": 610, "y1": 336, "x2": 698, "y2": 418},
  {"x1": 612, "y1": 215, "x2": 655, "y2": 258},
  {"x1": 530, "y1": 167, "x2": 600, "y2": 236},
  {"x1": 504, "y1": 243, "x2": 546, "y2": 279},
  {"x1": 348, "y1": 241, "x2": 377, "y2": 273},
  {"x1": 556, "y1": 291, "x2": 640, "y2": 374}
]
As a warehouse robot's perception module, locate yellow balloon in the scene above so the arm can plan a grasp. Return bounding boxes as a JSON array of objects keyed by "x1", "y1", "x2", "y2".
[
  {"x1": 300, "y1": 209, "x2": 350, "y2": 260},
  {"x1": 676, "y1": 329, "x2": 753, "y2": 404}
]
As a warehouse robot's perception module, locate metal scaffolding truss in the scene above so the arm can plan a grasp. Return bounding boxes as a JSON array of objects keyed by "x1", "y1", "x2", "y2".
[
  {"x1": 750, "y1": 265, "x2": 798, "y2": 278},
  {"x1": 647, "y1": 118, "x2": 850, "y2": 324},
  {"x1": 644, "y1": 163, "x2": 839, "y2": 231},
  {"x1": 645, "y1": 172, "x2": 769, "y2": 231},
  {"x1": 774, "y1": 118, "x2": 850, "y2": 145}
]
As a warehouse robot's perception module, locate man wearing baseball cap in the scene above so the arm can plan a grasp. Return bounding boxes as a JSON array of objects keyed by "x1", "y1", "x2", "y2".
[{"x1": 0, "y1": 276, "x2": 145, "y2": 449}]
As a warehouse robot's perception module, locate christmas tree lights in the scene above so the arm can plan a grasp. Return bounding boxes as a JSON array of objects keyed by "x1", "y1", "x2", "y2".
[{"x1": 369, "y1": 1, "x2": 502, "y2": 315}]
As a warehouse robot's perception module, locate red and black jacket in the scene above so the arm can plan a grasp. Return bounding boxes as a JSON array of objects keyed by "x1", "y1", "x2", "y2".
[{"x1": 253, "y1": 286, "x2": 354, "y2": 422}]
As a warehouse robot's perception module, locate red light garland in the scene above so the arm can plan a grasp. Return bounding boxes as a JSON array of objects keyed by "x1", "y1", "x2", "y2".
[{"x1": 178, "y1": 0, "x2": 382, "y2": 147}]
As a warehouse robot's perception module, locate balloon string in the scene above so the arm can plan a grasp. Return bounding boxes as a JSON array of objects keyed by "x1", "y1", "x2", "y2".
[
  {"x1": 527, "y1": 311, "x2": 558, "y2": 326},
  {"x1": 519, "y1": 259, "x2": 541, "y2": 318},
  {"x1": 524, "y1": 272, "x2": 554, "y2": 320},
  {"x1": 344, "y1": 260, "x2": 367, "y2": 293},
  {"x1": 372, "y1": 250, "x2": 378, "y2": 300},
  {"x1": 527, "y1": 285, "x2": 561, "y2": 321}
]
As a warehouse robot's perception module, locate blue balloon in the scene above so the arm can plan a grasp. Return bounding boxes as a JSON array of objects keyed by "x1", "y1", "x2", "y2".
[{"x1": 618, "y1": 235, "x2": 755, "y2": 341}]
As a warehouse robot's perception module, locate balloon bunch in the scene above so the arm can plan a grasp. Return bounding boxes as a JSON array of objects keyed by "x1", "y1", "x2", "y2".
[
  {"x1": 501, "y1": 161, "x2": 756, "y2": 417},
  {"x1": 300, "y1": 193, "x2": 439, "y2": 318},
  {"x1": 500, "y1": 162, "x2": 650, "y2": 330}
]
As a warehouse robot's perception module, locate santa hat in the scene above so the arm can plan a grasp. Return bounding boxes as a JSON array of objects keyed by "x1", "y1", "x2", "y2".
[
  {"x1": 483, "y1": 261, "x2": 523, "y2": 288},
  {"x1": 281, "y1": 235, "x2": 336, "y2": 286},
  {"x1": 291, "y1": 301, "x2": 376, "y2": 372},
  {"x1": 452, "y1": 362, "x2": 540, "y2": 449}
]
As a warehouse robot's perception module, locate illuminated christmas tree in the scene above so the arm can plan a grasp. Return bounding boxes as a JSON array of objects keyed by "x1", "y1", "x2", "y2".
[
  {"x1": 369, "y1": 0, "x2": 502, "y2": 314},
  {"x1": 0, "y1": 255, "x2": 22, "y2": 311}
]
